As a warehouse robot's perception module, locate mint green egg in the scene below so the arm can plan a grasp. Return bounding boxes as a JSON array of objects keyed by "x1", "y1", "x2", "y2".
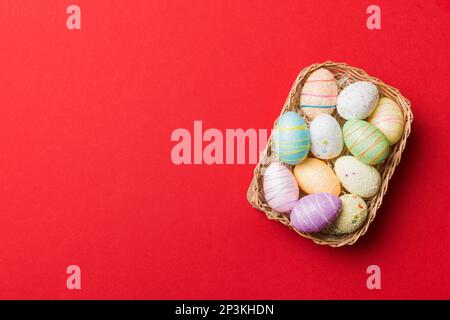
[{"x1": 343, "y1": 119, "x2": 390, "y2": 165}]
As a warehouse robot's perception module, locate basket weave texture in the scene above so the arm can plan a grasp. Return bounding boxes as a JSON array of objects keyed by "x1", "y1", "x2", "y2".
[{"x1": 247, "y1": 61, "x2": 413, "y2": 247}]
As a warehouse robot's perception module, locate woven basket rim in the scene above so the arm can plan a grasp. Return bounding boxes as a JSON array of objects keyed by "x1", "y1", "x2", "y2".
[{"x1": 247, "y1": 60, "x2": 413, "y2": 247}]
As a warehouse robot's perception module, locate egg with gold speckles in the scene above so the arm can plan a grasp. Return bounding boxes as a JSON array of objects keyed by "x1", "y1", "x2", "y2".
[
  {"x1": 309, "y1": 114, "x2": 343, "y2": 159},
  {"x1": 368, "y1": 97, "x2": 405, "y2": 145},
  {"x1": 300, "y1": 68, "x2": 338, "y2": 119},
  {"x1": 323, "y1": 194, "x2": 368, "y2": 235}
]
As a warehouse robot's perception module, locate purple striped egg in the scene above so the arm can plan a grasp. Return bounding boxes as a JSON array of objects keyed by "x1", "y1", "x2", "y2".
[
  {"x1": 291, "y1": 193, "x2": 342, "y2": 233},
  {"x1": 263, "y1": 162, "x2": 299, "y2": 213}
]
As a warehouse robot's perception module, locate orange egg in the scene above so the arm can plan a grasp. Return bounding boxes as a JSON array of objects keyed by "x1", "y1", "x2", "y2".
[{"x1": 293, "y1": 158, "x2": 341, "y2": 196}]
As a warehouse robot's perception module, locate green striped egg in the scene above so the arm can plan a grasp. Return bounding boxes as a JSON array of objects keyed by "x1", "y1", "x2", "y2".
[
  {"x1": 343, "y1": 119, "x2": 390, "y2": 165},
  {"x1": 274, "y1": 112, "x2": 310, "y2": 165}
]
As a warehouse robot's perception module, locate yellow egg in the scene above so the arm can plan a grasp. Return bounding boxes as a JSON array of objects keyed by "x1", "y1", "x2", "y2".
[
  {"x1": 293, "y1": 158, "x2": 341, "y2": 196},
  {"x1": 368, "y1": 97, "x2": 404, "y2": 145}
]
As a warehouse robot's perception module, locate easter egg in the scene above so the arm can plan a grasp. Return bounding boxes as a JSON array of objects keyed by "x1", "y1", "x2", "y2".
[
  {"x1": 337, "y1": 81, "x2": 379, "y2": 120},
  {"x1": 300, "y1": 68, "x2": 338, "y2": 119},
  {"x1": 273, "y1": 111, "x2": 310, "y2": 165},
  {"x1": 309, "y1": 114, "x2": 343, "y2": 159},
  {"x1": 263, "y1": 162, "x2": 300, "y2": 213},
  {"x1": 343, "y1": 119, "x2": 390, "y2": 165},
  {"x1": 334, "y1": 156, "x2": 381, "y2": 198},
  {"x1": 323, "y1": 194, "x2": 368, "y2": 235},
  {"x1": 293, "y1": 158, "x2": 341, "y2": 196},
  {"x1": 291, "y1": 193, "x2": 342, "y2": 233},
  {"x1": 368, "y1": 97, "x2": 405, "y2": 145}
]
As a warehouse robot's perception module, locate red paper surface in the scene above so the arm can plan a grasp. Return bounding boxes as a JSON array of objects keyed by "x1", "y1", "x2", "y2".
[{"x1": 0, "y1": 0, "x2": 448, "y2": 299}]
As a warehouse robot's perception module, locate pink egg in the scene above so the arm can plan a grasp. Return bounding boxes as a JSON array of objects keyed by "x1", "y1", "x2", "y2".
[
  {"x1": 291, "y1": 193, "x2": 341, "y2": 233},
  {"x1": 263, "y1": 162, "x2": 299, "y2": 213}
]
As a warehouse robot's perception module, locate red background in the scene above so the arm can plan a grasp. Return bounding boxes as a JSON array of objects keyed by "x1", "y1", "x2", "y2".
[{"x1": 0, "y1": 0, "x2": 448, "y2": 299}]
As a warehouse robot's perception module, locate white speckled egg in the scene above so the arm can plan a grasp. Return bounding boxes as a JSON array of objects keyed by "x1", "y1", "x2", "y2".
[
  {"x1": 334, "y1": 156, "x2": 381, "y2": 199},
  {"x1": 337, "y1": 81, "x2": 379, "y2": 120},
  {"x1": 309, "y1": 114, "x2": 343, "y2": 159}
]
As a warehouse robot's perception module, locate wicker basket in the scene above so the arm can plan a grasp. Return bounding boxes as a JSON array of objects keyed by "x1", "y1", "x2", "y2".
[{"x1": 247, "y1": 61, "x2": 413, "y2": 247}]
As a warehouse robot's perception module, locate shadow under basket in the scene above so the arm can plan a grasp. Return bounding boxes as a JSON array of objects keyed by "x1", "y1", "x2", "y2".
[{"x1": 247, "y1": 61, "x2": 413, "y2": 247}]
